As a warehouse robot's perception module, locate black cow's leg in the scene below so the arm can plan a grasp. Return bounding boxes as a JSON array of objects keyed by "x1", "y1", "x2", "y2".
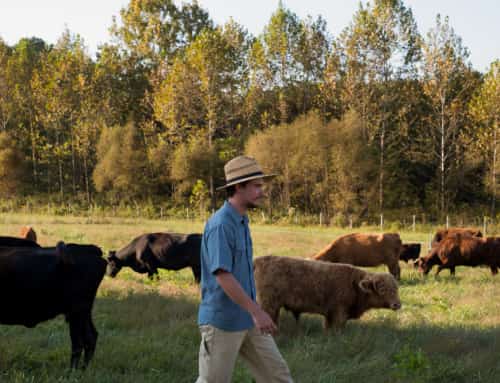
[
  {"x1": 449, "y1": 266, "x2": 456, "y2": 276},
  {"x1": 83, "y1": 315, "x2": 98, "y2": 368},
  {"x1": 490, "y1": 266, "x2": 498, "y2": 275},
  {"x1": 68, "y1": 315, "x2": 85, "y2": 369}
]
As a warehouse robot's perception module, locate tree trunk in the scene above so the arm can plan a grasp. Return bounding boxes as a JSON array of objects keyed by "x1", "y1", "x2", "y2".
[
  {"x1": 30, "y1": 121, "x2": 37, "y2": 191},
  {"x1": 84, "y1": 154, "x2": 91, "y2": 205},
  {"x1": 440, "y1": 95, "x2": 446, "y2": 217},
  {"x1": 492, "y1": 118, "x2": 498, "y2": 217},
  {"x1": 379, "y1": 123, "x2": 385, "y2": 214},
  {"x1": 71, "y1": 132, "x2": 76, "y2": 195},
  {"x1": 208, "y1": 99, "x2": 215, "y2": 211},
  {"x1": 57, "y1": 133, "x2": 64, "y2": 199}
]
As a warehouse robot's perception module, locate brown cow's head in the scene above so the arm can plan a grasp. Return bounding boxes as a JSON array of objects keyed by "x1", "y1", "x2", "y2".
[
  {"x1": 359, "y1": 273, "x2": 401, "y2": 310},
  {"x1": 106, "y1": 251, "x2": 123, "y2": 277}
]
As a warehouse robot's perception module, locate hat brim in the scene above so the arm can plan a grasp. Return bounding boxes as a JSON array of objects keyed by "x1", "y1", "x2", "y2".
[{"x1": 216, "y1": 174, "x2": 277, "y2": 191}]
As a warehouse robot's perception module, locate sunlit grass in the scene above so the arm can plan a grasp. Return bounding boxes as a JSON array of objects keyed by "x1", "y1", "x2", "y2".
[{"x1": 1, "y1": 213, "x2": 499, "y2": 382}]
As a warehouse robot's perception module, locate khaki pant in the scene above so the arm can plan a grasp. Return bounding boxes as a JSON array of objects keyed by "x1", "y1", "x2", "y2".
[{"x1": 196, "y1": 325, "x2": 293, "y2": 383}]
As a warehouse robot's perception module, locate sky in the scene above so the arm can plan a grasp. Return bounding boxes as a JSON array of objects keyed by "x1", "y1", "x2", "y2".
[{"x1": 0, "y1": 0, "x2": 498, "y2": 72}]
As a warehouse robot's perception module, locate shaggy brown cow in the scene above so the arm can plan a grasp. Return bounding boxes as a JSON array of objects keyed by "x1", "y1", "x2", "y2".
[
  {"x1": 313, "y1": 233, "x2": 402, "y2": 279},
  {"x1": 431, "y1": 227, "x2": 482, "y2": 247},
  {"x1": 254, "y1": 255, "x2": 401, "y2": 331},
  {"x1": 418, "y1": 234, "x2": 500, "y2": 276},
  {"x1": 19, "y1": 226, "x2": 37, "y2": 243}
]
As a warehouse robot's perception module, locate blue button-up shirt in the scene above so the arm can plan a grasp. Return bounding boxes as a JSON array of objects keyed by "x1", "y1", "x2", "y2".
[{"x1": 198, "y1": 201, "x2": 256, "y2": 331}]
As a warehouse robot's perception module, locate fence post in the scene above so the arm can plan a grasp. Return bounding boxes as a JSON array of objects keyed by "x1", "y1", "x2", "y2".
[
  {"x1": 319, "y1": 212, "x2": 323, "y2": 226},
  {"x1": 446, "y1": 215, "x2": 449, "y2": 229},
  {"x1": 483, "y1": 216, "x2": 487, "y2": 236},
  {"x1": 412, "y1": 215, "x2": 416, "y2": 232},
  {"x1": 349, "y1": 216, "x2": 353, "y2": 229},
  {"x1": 380, "y1": 214, "x2": 384, "y2": 231}
]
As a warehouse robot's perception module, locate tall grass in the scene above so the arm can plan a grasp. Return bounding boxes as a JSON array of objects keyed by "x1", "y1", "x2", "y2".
[{"x1": 1, "y1": 213, "x2": 499, "y2": 382}]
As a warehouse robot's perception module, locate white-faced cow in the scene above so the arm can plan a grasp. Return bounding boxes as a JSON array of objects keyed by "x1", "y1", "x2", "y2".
[
  {"x1": 106, "y1": 232, "x2": 201, "y2": 283},
  {"x1": 0, "y1": 242, "x2": 106, "y2": 369}
]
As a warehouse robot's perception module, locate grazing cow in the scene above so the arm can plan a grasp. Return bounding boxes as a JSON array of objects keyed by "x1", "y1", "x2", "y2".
[
  {"x1": 431, "y1": 227, "x2": 482, "y2": 247},
  {"x1": 400, "y1": 243, "x2": 421, "y2": 262},
  {"x1": 19, "y1": 226, "x2": 37, "y2": 243},
  {"x1": 0, "y1": 242, "x2": 106, "y2": 368},
  {"x1": 313, "y1": 233, "x2": 403, "y2": 279},
  {"x1": 254, "y1": 255, "x2": 401, "y2": 331},
  {"x1": 0, "y1": 236, "x2": 40, "y2": 248},
  {"x1": 418, "y1": 234, "x2": 500, "y2": 276},
  {"x1": 106, "y1": 232, "x2": 201, "y2": 282}
]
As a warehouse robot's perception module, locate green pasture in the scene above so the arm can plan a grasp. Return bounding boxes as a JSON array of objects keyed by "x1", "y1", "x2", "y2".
[{"x1": 0, "y1": 213, "x2": 499, "y2": 382}]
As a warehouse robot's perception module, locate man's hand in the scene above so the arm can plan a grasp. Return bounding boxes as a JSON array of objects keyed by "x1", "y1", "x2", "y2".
[{"x1": 249, "y1": 305, "x2": 277, "y2": 335}]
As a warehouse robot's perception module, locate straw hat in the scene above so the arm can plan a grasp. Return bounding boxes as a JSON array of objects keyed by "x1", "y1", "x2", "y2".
[{"x1": 216, "y1": 156, "x2": 276, "y2": 190}]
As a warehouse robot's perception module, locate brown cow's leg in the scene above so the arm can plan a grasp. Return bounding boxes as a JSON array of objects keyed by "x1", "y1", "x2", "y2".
[
  {"x1": 490, "y1": 266, "x2": 498, "y2": 275},
  {"x1": 388, "y1": 262, "x2": 401, "y2": 280},
  {"x1": 328, "y1": 309, "x2": 348, "y2": 333}
]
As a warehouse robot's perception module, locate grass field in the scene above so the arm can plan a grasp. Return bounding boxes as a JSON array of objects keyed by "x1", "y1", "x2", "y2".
[{"x1": 0, "y1": 213, "x2": 499, "y2": 382}]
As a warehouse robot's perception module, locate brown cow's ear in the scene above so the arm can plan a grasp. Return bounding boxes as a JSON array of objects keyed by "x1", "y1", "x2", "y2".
[{"x1": 359, "y1": 278, "x2": 375, "y2": 293}]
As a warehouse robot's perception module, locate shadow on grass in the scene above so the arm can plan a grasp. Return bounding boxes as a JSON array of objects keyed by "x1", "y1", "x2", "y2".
[
  {"x1": 2, "y1": 286, "x2": 500, "y2": 383},
  {"x1": 276, "y1": 310, "x2": 500, "y2": 383},
  {"x1": 0, "y1": 287, "x2": 201, "y2": 383}
]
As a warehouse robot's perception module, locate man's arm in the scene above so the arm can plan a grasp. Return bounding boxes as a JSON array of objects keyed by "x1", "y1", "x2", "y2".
[{"x1": 215, "y1": 270, "x2": 277, "y2": 335}]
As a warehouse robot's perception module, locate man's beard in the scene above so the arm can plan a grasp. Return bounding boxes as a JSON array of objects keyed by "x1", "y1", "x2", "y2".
[{"x1": 245, "y1": 200, "x2": 261, "y2": 209}]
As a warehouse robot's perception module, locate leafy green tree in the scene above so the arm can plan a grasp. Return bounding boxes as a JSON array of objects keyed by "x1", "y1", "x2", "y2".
[
  {"x1": 110, "y1": 0, "x2": 212, "y2": 68},
  {"x1": 155, "y1": 22, "x2": 249, "y2": 208},
  {"x1": 170, "y1": 133, "x2": 221, "y2": 202},
  {"x1": 328, "y1": 110, "x2": 378, "y2": 221},
  {"x1": 469, "y1": 60, "x2": 500, "y2": 215},
  {"x1": 261, "y1": 2, "x2": 301, "y2": 124},
  {"x1": 421, "y1": 14, "x2": 476, "y2": 216},
  {"x1": 93, "y1": 122, "x2": 150, "y2": 201},
  {"x1": 338, "y1": 0, "x2": 421, "y2": 213},
  {"x1": 5, "y1": 37, "x2": 48, "y2": 190},
  {"x1": 0, "y1": 132, "x2": 28, "y2": 196},
  {"x1": 31, "y1": 30, "x2": 93, "y2": 198},
  {"x1": 246, "y1": 111, "x2": 335, "y2": 214}
]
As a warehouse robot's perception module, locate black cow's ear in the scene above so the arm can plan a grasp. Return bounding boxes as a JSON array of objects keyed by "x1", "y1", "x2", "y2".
[{"x1": 359, "y1": 278, "x2": 375, "y2": 293}]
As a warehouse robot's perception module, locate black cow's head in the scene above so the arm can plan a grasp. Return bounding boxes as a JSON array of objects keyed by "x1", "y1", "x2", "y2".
[
  {"x1": 400, "y1": 243, "x2": 421, "y2": 262},
  {"x1": 106, "y1": 251, "x2": 122, "y2": 277}
]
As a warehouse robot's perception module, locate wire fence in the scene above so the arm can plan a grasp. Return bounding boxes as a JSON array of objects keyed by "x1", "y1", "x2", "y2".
[{"x1": 1, "y1": 199, "x2": 498, "y2": 235}]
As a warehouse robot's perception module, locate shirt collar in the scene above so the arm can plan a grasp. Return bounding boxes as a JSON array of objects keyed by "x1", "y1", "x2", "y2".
[{"x1": 224, "y1": 200, "x2": 249, "y2": 225}]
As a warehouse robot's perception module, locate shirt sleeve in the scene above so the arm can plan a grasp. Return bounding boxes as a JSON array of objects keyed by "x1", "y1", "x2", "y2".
[{"x1": 206, "y1": 224, "x2": 234, "y2": 274}]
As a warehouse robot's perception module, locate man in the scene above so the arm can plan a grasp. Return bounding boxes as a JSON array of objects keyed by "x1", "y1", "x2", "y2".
[{"x1": 196, "y1": 155, "x2": 293, "y2": 383}]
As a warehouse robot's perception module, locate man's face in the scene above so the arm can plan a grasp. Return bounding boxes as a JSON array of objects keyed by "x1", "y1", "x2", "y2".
[{"x1": 237, "y1": 179, "x2": 266, "y2": 209}]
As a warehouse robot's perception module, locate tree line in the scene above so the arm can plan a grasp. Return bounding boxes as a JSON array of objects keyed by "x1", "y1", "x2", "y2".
[{"x1": 0, "y1": 0, "x2": 498, "y2": 223}]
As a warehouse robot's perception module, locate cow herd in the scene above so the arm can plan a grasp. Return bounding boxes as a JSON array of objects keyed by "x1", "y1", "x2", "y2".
[{"x1": 0, "y1": 225, "x2": 497, "y2": 369}]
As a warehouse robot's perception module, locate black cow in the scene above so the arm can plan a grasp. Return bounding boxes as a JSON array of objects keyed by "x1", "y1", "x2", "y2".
[
  {"x1": 400, "y1": 243, "x2": 421, "y2": 262},
  {"x1": 0, "y1": 236, "x2": 41, "y2": 248},
  {"x1": 0, "y1": 242, "x2": 106, "y2": 368},
  {"x1": 107, "y1": 232, "x2": 201, "y2": 283}
]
